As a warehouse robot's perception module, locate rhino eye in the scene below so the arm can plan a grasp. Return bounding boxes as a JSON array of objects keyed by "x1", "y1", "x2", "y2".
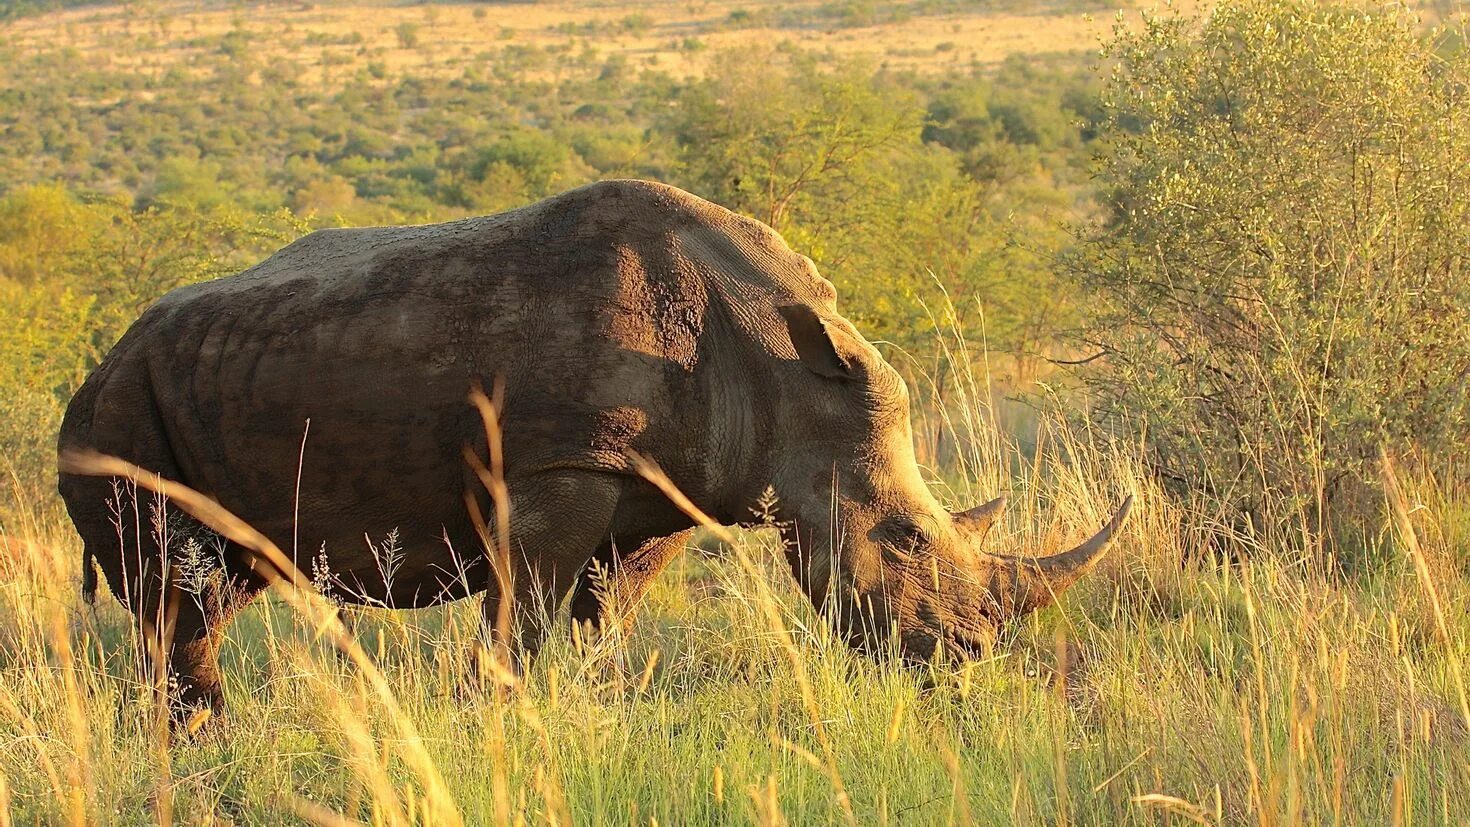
[{"x1": 873, "y1": 516, "x2": 929, "y2": 552}]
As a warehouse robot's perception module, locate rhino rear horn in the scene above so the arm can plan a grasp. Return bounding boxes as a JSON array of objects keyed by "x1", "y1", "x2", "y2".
[
  {"x1": 954, "y1": 495, "x2": 1006, "y2": 545},
  {"x1": 996, "y1": 495, "x2": 1133, "y2": 618}
]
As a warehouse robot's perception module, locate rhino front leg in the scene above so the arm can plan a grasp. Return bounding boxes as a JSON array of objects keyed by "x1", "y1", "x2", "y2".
[
  {"x1": 474, "y1": 470, "x2": 623, "y2": 677},
  {"x1": 568, "y1": 529, "x2": 692, "y2": 646}
]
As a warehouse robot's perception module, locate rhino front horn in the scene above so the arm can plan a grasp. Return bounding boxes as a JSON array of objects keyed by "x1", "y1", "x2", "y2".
[{"x1": 994, "y1": 495, "x2": 1134, "y2": 618}]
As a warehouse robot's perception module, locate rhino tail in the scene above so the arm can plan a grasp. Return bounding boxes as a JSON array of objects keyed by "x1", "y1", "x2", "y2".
[{"x1": 81, "y1": 544, "x2": 98, "y2": 605}]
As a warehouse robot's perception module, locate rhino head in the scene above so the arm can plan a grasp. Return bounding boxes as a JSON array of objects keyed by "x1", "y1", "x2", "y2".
[{"x1": 769, "y1": 303, "x2": 1132, "y2": 663}]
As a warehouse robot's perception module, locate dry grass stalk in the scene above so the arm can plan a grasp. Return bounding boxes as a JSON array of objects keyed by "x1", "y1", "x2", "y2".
[{"x1": 1379, "y1": 448, "x2": 1470, "y2": 731}]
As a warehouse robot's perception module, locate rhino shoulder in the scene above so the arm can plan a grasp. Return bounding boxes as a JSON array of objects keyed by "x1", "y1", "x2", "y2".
[
  {"x1": 555, "y1": 179, "x2": 712, "y2": 216},
  {"x1": 526, "y1": 180, "x2": 734, "y2": 241}
]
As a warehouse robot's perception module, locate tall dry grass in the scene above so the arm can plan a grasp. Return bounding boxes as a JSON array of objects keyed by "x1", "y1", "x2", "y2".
[{"x1": 0, "y1": 339, "x2": 1467, "y2": 824}]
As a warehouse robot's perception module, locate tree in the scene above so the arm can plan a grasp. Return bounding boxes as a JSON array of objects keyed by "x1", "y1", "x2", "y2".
[
  {"x1": 662, "y1": 47, "x2": 1063, "y2": 369},
  {"x1": 394, "y1": 22, "x2": 421, "y2": 51},
  {"x1": 663, "y1": 48, "x2": 919, "y2": 232},
  {"x1": 1075, "y1": 0, "x2": 1470, "y2": 549}
]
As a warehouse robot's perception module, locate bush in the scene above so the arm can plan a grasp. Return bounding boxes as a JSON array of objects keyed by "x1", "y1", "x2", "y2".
[
  {"x1": 1075, "y1": 0, "x2": 1470, "y2": 549},
  {"x1": 0, "y1": 188, "x2": 304, "y2": 521},
  {"x1": 394, "y1": 22, "x2": 421, "y2": 50}
]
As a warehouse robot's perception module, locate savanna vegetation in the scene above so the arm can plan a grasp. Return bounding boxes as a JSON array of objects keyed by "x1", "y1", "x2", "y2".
[{"x1": 1, "y1": 0, "x2": 1467, "y2": 823}]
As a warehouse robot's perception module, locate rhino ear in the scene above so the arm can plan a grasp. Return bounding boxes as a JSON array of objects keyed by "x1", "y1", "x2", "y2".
[{"x1": 778, "y1": 304, "x2": 852, "y2": 380}]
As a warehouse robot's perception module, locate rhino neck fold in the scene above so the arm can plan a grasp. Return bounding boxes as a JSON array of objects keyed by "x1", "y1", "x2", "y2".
[
  {"x1": 693, "y1": 288, "x2": 797, "y2": 526},
  {"x1": 775, "y1": 517, "x2": 841, "y2": 613},
  {"x1": 773, "y1": 496, "x2": 896, "y2": 615}
]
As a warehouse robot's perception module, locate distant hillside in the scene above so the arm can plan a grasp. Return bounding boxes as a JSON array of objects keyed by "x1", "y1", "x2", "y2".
[
  {"x1": 2, "y1": 0, "x2": 86, "y2": 20},
  {"x1": 1, "y1": 0, "x2": 1137, "y2": 83}
]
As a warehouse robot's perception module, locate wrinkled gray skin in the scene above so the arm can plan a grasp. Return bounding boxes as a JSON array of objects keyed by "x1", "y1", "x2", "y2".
[{"x1": 57, "y1": 180, "x2": 1129, "y2": 720}]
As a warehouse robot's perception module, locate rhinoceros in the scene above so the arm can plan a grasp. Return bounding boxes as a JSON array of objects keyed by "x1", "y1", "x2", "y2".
[{"x1": 58, "y1": 180, "x2": 1130, "y2": 719}]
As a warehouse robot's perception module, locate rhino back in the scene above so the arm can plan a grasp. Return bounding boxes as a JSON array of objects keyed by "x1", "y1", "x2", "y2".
[{"x1": 63, "y1": 181, "x2": 768, "y2": 598}]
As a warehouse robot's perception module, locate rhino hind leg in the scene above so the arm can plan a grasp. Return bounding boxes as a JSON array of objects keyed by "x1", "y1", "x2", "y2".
[
  {"x1": 569, "y1": 529, "x2": 692, "y2": 646},
  {"x1": 476, "y1": 469, "x2": 624, "y2": 674},
  {"x1": 63, "y1": 474, "x2": 266, "y2": 728},
  {"x1": 129, "y1": 536, "x2": 266, "y2": 729},
  {"x1": 149, "y1": 571, "x2": 265, "y2": 728}
]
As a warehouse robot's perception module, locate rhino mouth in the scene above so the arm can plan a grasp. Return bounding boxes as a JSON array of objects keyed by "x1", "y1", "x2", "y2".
[
  {"x1": 887, "y1": 624, "x2": 993, "y2": 666},
  {"x1": 832, "y1": 593, "x2": 996, "y2": 664},
  {"x1": 903, "y1": 597, "x2": 996, "y2": 663},
  {"x1": 934, "y1": 624, "x2": 995, "y2": 662}
]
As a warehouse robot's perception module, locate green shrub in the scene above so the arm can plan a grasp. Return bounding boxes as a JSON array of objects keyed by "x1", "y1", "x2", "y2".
[
  {"x1": 1076, "y1": 0, "x2": 1470, "y2": 550},
  {"x1": 0, "y1": 188, "x2": 304, "y2": 520},
  {"x1": 394, "y1": 22, "x2": 421, "y2": 50}
]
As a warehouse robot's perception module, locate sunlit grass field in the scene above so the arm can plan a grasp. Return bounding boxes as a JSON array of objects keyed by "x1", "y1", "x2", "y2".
[{"x1": 2, "y1": 380, "x2": 1466, "y2": 825}]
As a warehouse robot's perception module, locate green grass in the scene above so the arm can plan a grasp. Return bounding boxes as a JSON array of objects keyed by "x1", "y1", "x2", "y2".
[{"x1": 2, "y1": 409, "x2": 1466, "y2": 825}]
